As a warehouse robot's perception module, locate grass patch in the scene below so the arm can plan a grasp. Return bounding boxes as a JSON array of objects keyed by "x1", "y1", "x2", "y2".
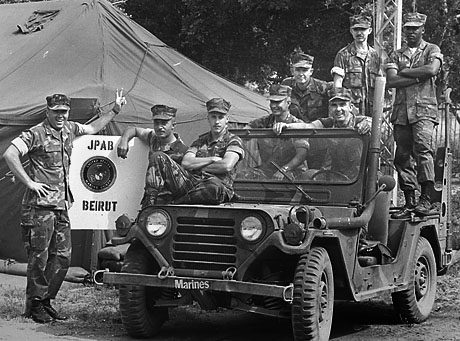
[
  {"x1": 0, "y1": 282, "x2": 126, "y2": 338},
  {"x1": 0, "y1": 285, "x2": 26, "y2": 319}
]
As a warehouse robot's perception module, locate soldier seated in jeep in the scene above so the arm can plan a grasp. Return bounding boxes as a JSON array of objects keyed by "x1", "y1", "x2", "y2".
[
  {"x1": 245, "y1": 84, "x2": 309, "y2": 180},
  {"x1": 273, "y1": 87, "x2": 371, "y2": 181}
]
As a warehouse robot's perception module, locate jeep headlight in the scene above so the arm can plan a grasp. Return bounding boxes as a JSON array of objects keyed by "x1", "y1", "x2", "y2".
[
  {"x1": 145, "y1": 210, "x2": 171, "y2": 238},
  {"x1": 240, "y1": 216, "x2": 264, "y2": 242}
]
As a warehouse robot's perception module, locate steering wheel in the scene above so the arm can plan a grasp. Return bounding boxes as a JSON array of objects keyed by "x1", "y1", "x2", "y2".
[{"x1": 311, "y1": 169, "x2": 351, "y2": 182}]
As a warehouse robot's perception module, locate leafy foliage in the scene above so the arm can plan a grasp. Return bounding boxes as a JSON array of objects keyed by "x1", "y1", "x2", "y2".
[
  {"x1": 1, "y1": 0, "x2": 460, "y2": 100},
  {"x1": 121, "y1": 0, "x2": 460, "y2": 100}
]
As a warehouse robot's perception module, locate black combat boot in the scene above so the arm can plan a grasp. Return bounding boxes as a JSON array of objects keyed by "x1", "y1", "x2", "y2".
[
  {"x1": 30, "y1": 299, "x2": 53, "y2": 323},
  {"x1": 391, "y1": 190, "x2": 416, "y2": 219},
  {"x1": 42, "y1": 299, "x2": 68, "y2": 321},
  {"x1": 414, "y1": 182, "x2": 434, "y2": 216}
]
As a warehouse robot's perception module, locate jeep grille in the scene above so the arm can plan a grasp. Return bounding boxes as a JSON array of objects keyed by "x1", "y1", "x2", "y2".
[{"x1": 172, "y1": 216, "x2": 237, "y2": 271}]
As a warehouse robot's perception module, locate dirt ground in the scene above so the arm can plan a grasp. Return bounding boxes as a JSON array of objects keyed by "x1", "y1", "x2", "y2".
[{"x1": 1, "y1": 261, "x2": 459, "y2": 341}]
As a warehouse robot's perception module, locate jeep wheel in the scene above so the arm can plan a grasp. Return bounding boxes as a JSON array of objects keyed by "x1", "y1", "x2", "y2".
[
  {"x1": 292, "y1": 247, "x2": 334, "y2": 341},
  {"x1": 392, "y1": 236, "x2": 437, "y2": 323},
  {"x1": 119, "y1": 241, "x2": 168, "y2": 338}
]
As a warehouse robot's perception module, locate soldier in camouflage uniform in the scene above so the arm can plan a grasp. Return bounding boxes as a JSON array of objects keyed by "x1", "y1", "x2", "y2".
[
  {"x1": 248, "y1": 84, "x2": 309, "y2": 180},
  {"x1": 117, "y1": 104, "x2": 188, "y2": 208},
  {"x1": 273, "y1": 88, "x2": 371, "y2": 179},
  {"x1": 2, "y1": 90, "x2": 126, "y2": 323},
  {"x1": 281, "y1": 51, "x2": 332, "y2": 123},
  {"x1": 331, "y1": 15, "x2": 382, "y2": 116},
  {"x1": 385, "y1": 12, "x2": 443, "y2": 218},
  {"x1": 140, "y1": 98, "x2": 244, "y2": 205}
]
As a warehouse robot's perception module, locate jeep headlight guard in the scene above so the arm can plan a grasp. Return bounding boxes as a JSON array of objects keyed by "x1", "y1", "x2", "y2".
[
  {"x1": 240, "y1": 216, "x2": 264, "y2": 242},
  {"x1": 145, "y1": 209, "x2": 171, "y2": 238}
]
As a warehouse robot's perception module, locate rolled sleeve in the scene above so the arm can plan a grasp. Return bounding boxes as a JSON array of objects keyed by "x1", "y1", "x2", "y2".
[
  {"x1": 185, "y1": 146, "x2": 198, "y2": 156},
  {"x1": 11, "y1": 136, "x2": 29, "y2": 156},
  {"x1": 227, "y1": 136, "x2": 245, "y2": 160},
  {"x1": 294, "y1": 138, "x2": 309, "y2": 150},
  {"x1": 331, "y1": 66, "x2": 345, "y2": 77},
  {"x1": 431, "y1": 52, "x2": 443, "y2": 64}
]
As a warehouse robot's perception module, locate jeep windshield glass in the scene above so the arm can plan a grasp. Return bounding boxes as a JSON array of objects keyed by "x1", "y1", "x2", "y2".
[{"x1": 234, "y1": 129, "x2": 364, "y2": 184}]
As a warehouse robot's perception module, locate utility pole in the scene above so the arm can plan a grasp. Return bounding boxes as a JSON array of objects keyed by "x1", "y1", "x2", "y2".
[{"x1": 374, "y1": 0, "x2": 402, "y2": 205}]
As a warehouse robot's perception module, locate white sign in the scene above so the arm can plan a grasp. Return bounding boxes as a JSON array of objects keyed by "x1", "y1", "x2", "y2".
[{"x1": 69, "y1": 135, "x2": 148, "y2": 230}]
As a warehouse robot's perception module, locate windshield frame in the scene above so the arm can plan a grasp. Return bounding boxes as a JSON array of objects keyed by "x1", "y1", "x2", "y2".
[{"x1": 230, "y1": 128, "x2": 370, "y2": 206}]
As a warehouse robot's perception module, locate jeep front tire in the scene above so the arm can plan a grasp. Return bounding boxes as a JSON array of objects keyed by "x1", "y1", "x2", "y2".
[
  {"x1": 292, "y1": 247, "x2": 334, "y2": 341},
  {"x1": 119, "y1": 241, "x2": 168, "y2": 338}
]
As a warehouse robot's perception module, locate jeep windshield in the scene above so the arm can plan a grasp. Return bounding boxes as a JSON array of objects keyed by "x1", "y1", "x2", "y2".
[{"x1": 231, "y1": 128, "x2": 369, "y2": 206}]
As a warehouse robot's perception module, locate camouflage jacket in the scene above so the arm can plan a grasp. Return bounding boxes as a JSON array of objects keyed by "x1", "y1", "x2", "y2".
[
  {"x1": 318, "y1": 115, "x2": 368, "y2": 180},
  {"x1": 385, "y1": 40, "x2": 443, "y2": 125},
  {"x1": 249, "y1": 113, "x2": 309, "y2": 176},
  {"x1": 147, "y1": 132, "x2": 188, "y2": 165},
  {"x1": 12, "y1": 120, "x2": 84, "y2": 209},
  {"x1": 145, "y1": 132, "x2": 188, "y2": 192},
  {"x1": 187, "y1": 129, "x2": 244, "y2": 189},
  {"x1": 332, "y1": 42, "x2": 382, "y2": 116},
  {"x1": 281, "y1": 77, "x2": 332, "y2": 122}
]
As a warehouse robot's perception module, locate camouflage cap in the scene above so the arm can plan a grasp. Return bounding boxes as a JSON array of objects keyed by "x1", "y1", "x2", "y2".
[
  {"x1": 328, "y1": 87, "x2": 353, "y2": 102},
  {"x1": 350, "y1": 15, "x2": 372, "y2": 29},
  {"x1": 268, "y1": 84, "x2": 292, "y2": 101},
  {"x1": 403, "y1": 12, "x2": 427, "y2": 27},
  {"x1": 151, "y1": 104, "x2": 177, "y2": 120},
  {"x1": 291, "y1": 52, "x2": 314, "y2": 68},
  {"x1": 46, "y1": 94, "x2": 71, "y2": 110},
  {"x1": 206, "y1": 98, "x2": 231, "y2": 114}
]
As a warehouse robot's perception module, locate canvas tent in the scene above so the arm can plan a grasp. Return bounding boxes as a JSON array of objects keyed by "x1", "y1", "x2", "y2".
[{"x1": 0, "y1": 0, "x2": 269, "y2": 270}]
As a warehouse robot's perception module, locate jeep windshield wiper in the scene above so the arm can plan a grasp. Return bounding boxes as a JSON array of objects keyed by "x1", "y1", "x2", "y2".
[{"x1": 270, "y1": 161, "x2": 316, "y2": 203}]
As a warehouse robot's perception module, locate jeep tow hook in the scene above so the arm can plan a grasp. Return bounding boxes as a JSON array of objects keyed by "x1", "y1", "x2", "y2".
[
  {"x1": 283, "y1": 283, "x2": 294, "y2": 303},
  {"x1": 93, "y1": 268, "x2": 109, "y2": 286},
  {"x1": 222, "y1": 267, "x2": 237, "y2": 280},
  {"x1": 158, "y1": 266, "x2": 175, "y2": 279}
]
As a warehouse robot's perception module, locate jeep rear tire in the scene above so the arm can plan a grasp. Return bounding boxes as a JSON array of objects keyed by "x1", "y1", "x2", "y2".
[
  {"x1": 119, "y1": 241, "x2": 168, "y2": 338},
  {"x1": 392, "y1": 236, "x2": 437, "y2": 323},
  {"x1": 292, "y1": 247, "x2": 334, "y2": 341}
]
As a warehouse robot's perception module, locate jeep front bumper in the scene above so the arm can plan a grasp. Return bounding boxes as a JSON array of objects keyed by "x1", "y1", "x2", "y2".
[{"x1": 102, "y1": 272, "x2": 293, "y2": 302}]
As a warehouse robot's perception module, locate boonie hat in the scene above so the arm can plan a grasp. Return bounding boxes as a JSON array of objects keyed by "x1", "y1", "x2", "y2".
[
  {"x1": 268, "y1": 84, "x2": 292, "y2": 101},
  {"x1": 151, "y1": 104, "x2": 177, "y2": 120},
  {"x1": 329, "y1": 88, "x2": 353, "y2": 102},
  {"x1": 350, "y1": 15, "x2": 372, "y2": 29},
  {"x1": 403, "y1": 12, "x2": 427, "y2": 27},
  {"x1": 291, "y1": 52, "x2": 314, "y2": 68},
  {"x1": 46, "y1": 94, "x2": 71, "y2": 110},
  {"x1": 206, "y1": 98, "x2": 231, "y2": 114}
]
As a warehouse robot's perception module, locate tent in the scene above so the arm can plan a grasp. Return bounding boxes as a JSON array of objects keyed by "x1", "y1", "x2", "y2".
[{"x1": 0, "y1": 0, "x2": 269, "y2": 270}]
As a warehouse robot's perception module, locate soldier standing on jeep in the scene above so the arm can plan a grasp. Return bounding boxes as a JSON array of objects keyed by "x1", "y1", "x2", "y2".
[
  {"x1": 385, "y1": 12, "x2": 443, "y2": 218},
  {"x1": 137, "y1": 98, "x2": 244, "y2": 205}
]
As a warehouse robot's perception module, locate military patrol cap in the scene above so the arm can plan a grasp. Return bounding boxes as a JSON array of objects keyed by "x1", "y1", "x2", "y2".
[
  {"x1": 151, "y1": 104, "x2": 177, "y2": 120},
  {"x1": 403, "y1": 12, "x2": 427, "y2": 27},
  {"x1": 206, "y1": 98, "x2": 231, "y2": 114},
  {"x1": 350, "y1": 15, "x2": 372, "y2": 29},
  {"x1": 268, "y1": 84, "x2": 292, "y2": 101},
  {"x1": 329, "y1": 87, "x2": 353, "y2": 102},
  {"x1": 291, "y1": 52, "x2": 314, "y2": 68},
  {"x1": 46, "y1": 94, "x2": 71, "y2": 110}
]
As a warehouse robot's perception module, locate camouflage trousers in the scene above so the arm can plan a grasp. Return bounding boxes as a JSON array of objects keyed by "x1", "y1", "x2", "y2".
[
  {"x1": 141, "y1": 151, "x2": 232, "y2": 208},
  {"x1": 394, "y1": 120, "x2": 435, "y2": 192},
  {"x1": 21, "y1": 205, "x2": 72, "y2": 303}
]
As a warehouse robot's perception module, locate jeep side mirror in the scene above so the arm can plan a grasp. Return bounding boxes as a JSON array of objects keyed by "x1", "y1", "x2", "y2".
[{"x1": 378, "y1": 175, "x2": 396, "y2": 192}]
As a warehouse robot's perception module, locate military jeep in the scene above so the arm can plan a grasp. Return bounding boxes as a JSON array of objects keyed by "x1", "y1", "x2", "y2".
[{"x1": 102, "y1": 117, "x2": 455, "y2": 340}]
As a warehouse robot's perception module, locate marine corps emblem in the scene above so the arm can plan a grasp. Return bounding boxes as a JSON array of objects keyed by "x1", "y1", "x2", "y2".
[{"x1": 80, "y1": 156, "x2": 117, "y2": 192}]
